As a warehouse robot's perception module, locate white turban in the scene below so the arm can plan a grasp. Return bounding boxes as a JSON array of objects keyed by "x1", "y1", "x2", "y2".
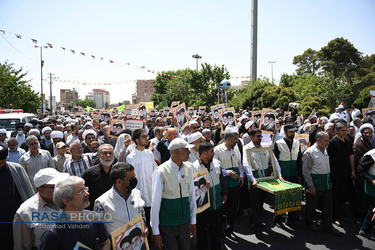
[
  {"x1": 359, "y1": 124, "x2": 374, "y2": 134},
  {"x1": 41, "y1": 127, "x2": 52, "y2": 134},
  {"x1": 82, "y1": 129, "x2": 97, "y2": 140},
  {"x1": 50, "y1": 131, "x2": 64, "y2": 139},
  {"x1": 187, "y1": 132, "x2": 203, "y2": 144},
  {"x1": 29, "y1": 129, "x2": 40, "y2": 135},
  {"x1": 0, "y1": 129, "x2": 6, "y2": 134}
]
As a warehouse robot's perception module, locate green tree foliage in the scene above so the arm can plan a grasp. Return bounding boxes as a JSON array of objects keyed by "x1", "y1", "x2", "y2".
[
  {"x1": 75, "y1": 98, "x2": 96, "y2": 108},
  {"x1": 0, "y1": 61, "x2": 41, "y2": 112},
  {"x1": 293, "y1": 48, "x2": 320, "y2": 75},
  {"x1": 354, "y1": 85, "x2": 375, "y2": 109},
  {"x1": 151, "y1": 63, "x2": 230, "y2": 108}
]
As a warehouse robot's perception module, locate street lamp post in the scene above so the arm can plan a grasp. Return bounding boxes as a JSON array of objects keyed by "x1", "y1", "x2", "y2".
[
  {"x1": 192, "y1": 54, "x2": 202, "y2": 70},
  {"x1": 35, "y1": 45, "x2": 48, "y2": 113},
  {"x1": 268, "y1": 61, "x2": 276, "y2": 83}
]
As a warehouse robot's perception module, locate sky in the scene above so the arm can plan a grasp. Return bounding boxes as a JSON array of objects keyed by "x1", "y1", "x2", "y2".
[{"x1": 1, "y1": 0, "x2": 374, "y2": 105}]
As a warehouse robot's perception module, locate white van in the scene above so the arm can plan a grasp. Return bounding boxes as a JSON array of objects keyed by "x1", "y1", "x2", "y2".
[{"x1": 0, "y1": 109, "x2": 36, "y2": 137}]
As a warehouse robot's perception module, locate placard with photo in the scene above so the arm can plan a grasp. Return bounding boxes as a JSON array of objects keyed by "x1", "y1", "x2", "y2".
[
  {"x1": 296, "y1": 115, "x2": 304, "y2": 127},
  {"x1": 188, "y1": 107, "x2": 195, "y2": 117},
  {"x1": 137, "y1": 104, "x2": 147, "y2": 120},
  {"x1": 363, "y1": 107, "x2": 375, "y2": 124},
  {"x1": 259, "y1": 108, "x2": 277, "y2": 134},
  {"x1": 295, "y1": 134, "x2": 309, "y2": 153},
  {"x1": 193, "y1": 168, "x2": 210, "y2": 214},
  {"x1": 169, "y1": 101, "x2": 180, "y2": 117},
  {"x1": 252, "y1": 110, "x2": 262, "y2": 124},
  {"x1": 245, "y1": 147, "x2": 277, "y2": 181},
  {"x1": 218, "y1": 107, "x2": 236, "y2": 133},
  {"x1": 211, "y1": 104, "x2": 225, "y2": 124},
  {"x1": 109, "y1": 119, "x2": 125, "y2": 138},
  {"x1": 198, "y1": 106, "x2": 206, "y2": 117},
  {"x1": 111, "y1": 213, "x2": 149, "y2": 250},
  {"x1": 173, "y1": 103, "x2": 190, "y2": 130},
  {"x1": 100, "y1": 110, "x2": 111, "y2": 123}
]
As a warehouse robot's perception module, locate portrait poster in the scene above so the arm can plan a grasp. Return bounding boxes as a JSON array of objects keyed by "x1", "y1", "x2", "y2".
[
  {"x1": 173, "y1": 103, "x2": 190, "y2": 130},
  {"x1": 245, "y1": 147, "x2": 277, "y2": 181},
  {"x1": 363, "y1": 107, "x2": 375, "y2": 124},
  {"x1": 111, "y1": 213, "x2": 149, "y2": 250},
  {"x1": 169, "y1": 101, "x2": 180, "y2": 117},
  {"x1": 100, "y1": 110, "x2": 111, "y2": 123},
  {"x1": 252, "y1": 110, "x2": 262, "y2": 124},
  {"x1": 218, "y1": 108, "x2": 236, "y2": 133},
  {"x1": 193, "y1": 168, "x2": 210, "y2": 214},
  {"x1": 188, "y1": 107, "x2": 195, "y2": 117},
  {"x1": 109, "y1": 119, "x2": 125, "y2": 138},
  {"x1": 124, "y1": 119, "x2": 144, "y2": 131},
  {"x1": 159, "y1": 109, "x2": 164, "y2": 116},
  {"x1": 198, "y1": 106, "x2": 206, "y2": 117},
  {"x1": 295, "y1": 134, "x2": 309, "y2": 153},
  {"x1": 259, "y1": 108, "x2": 277, "y2": 134},
  {"x1": 296, "y1": 115, "x2": 304, "y2": 128},
  {"x1": 211, "y1": 104, "x2": 225, "y2": 124},
  {"x1": 163, "y1": 107, "x2": 170, "y2": 118},
  {"x1": 283, "y1": 111, "x2": 292, "y2": 119},
  {"x1": 137, "y1": 104, "x2": 147, "y2": 120},
  {"x1": 149, "y1": 109, "x2": 156, "y2": 117}
]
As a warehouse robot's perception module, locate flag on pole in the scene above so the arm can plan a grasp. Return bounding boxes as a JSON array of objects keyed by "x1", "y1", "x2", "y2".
[
  {"x1": 91, "y1": 55, "x2": 95, "y2": 59},
  {"x1": 80, "y1": 52, "x2": 85, "y2": 56},
  {"x1": 61, "y1": 47, "x2": 66, "y2": 50},
  {"x1": 47, "y1": 43, "x2": 53, "y2": 48},
  {"x1": 0, "y1": 30, "x2": 5, "y2": 34},
  {"x1": 31, "y1": 39, "x2": 37, "y2": 44},
  {"x1": 71, "y1": 49, "x2": 75, "y2": 54},
  {"x1": 15, "y1": 34, "x2": 22, "y2": 39},
  {"x1": 109, "y1": 60, "x2": 114, "y2": 63}
]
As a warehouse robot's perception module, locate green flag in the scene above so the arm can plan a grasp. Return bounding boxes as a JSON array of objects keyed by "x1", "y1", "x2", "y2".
[
  {"x1": 160, "y1": 96, "x2": 167, "y2": 109},
  {"x1": 116, "y1": 104, "x2": 126, "y2": 112}
]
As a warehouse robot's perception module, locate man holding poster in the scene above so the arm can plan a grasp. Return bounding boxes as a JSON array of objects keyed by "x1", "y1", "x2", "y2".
[{"x1": 193, "y1": 142, "x2": 227, "y2": 250}]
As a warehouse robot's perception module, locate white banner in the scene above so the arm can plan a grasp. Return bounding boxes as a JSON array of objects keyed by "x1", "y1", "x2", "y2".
[{"x1": 124, "y1": 119, "x2": 144, "y2": 131}]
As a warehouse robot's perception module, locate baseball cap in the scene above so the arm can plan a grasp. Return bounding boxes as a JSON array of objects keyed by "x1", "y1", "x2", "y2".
[
  {"x1": 34, "y1": 168, "x2": 69, "y2": 188},
  {"x1": 56, "y1": 142, "x2": 67, "y2": 149},
  {"x1": 168, "y1": 138, "x2": 194, "y2": 151}
]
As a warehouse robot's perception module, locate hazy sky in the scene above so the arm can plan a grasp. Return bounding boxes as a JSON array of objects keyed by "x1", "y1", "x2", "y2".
[{"x1": 1, "y1": 0, "x2": 374, "y2": 105}]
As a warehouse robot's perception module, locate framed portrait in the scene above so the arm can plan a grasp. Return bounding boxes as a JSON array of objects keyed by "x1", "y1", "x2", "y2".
[
  {"x1": 149, "y1": 109, "x2": 156, "y2": 117},
  {"x1": 295, "y1": 134, "x2": 309, "y2": 153},
  {"x1": 245, "y1": 147, "x2": 277, "y2": 180},
  {"x1": 218, "y1": 107, "x2": 236, "y2": 133},
  {"x1": 193, "y1": 169, "x2": 210, "y2": 213},
  {"x1": 163, "y1": 107, "x2": 170, "y2": 118},
  {"x1": 283, "y1": 111, "x2": 292, "y2": 119},
  {"x1": 296, "y1": 115, "x2": 304, "y2": 128},
  {"x1": 363, "y1": 107, "x2": 375, "y2": 124},
  {"x1": 211, "y1": 104, "x2": 225, "y2": 125},
  {"x1": 137, "y1": 104, "x2": 147, "y2": 120},
  {"x1": 109, "y1": 119, "x2": 125, "y2": 138},
  {"x1": 100, "y1": 110, "x2": 111, "y2": 123},
  {"x1": 111, "y1": 213, "x2": 149, "y2": 250},
  {"x1": 173, "y1": 103, "x2": 190, "y2": 130},
  {"x1": 187, "y1": 107, "x2": 195, "y2": 117},
  {"x1": 259, "y1": 108, "x2": 277, "y2": 134},
  {"x1": 198, "y1": 106, "x2": 206, "y2": 117},
  {"x1": 252, "y1": 110, "x2": 262, "y2": 124},
  {"x1": 169, "y1": 101, "x2": 180, "y2": 117}
]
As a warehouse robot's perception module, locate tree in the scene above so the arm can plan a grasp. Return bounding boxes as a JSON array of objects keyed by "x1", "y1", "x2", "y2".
[
  {"x1": 0, "y1": 61, "x2": 41, "y2": 112},
  {"x1": 293, "y1": 48, "x2": 320, "y2": 75},
  {"x1": 75, "y1": 98, "x2": 96, "y2": 108}
]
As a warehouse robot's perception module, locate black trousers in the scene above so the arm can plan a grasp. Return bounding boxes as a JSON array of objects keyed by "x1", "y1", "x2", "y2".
[
  {"x1": 305, "y1": 189, "x2": 333, "y2": 230},
  {"x1": 249, "y1": 186, "x2": 265, "y2": 232},
  {"x1": 331, "y1": 176, "x2": 350, "y2": 220},
  {"x1": 225, "y1": 186, "x2": 240, "y2": 229},
  {"x1": 160, "y1": 223, "x2": 190, "y2": 250},
  {"x1": 196, "y1": 208, "x2": 223, "y2": 250}
]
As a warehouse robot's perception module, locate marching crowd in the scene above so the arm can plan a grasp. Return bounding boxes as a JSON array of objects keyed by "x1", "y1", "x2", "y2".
[{"x1": 1, "y1": 102, "x2": 375, "y2": 250}]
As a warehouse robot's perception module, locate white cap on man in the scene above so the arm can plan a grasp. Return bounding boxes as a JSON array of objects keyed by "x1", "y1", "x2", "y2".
[
  {"x1": 34, "y1": 168, "x2": 69, "y2": 188},
  {"x1": 168, "y1": 138, "x2": 195, "y2": 151}
]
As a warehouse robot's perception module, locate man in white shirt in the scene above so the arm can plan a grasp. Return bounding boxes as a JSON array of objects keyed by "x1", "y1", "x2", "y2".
[
  {"x1": 149, "y1": 126, "x2": 165, "y2": 165},
  {"x1": 151, "y1": 138, "x2": 196, "y2": 250},
  {"x1": 127, "y1": 129, "x2": 156, "y2": 234}
]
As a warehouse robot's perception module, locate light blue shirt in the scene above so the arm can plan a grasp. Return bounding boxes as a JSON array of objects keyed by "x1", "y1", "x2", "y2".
[{"x1": 7, "y1": 147, "x2": 26, "y2": 163}]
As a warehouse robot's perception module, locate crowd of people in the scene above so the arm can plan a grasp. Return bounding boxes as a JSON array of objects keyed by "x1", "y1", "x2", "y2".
[{"x1": 1, "y1": 101, "x2": 375, "y2": 250}]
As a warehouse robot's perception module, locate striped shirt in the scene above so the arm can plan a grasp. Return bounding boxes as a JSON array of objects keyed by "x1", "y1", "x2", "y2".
[{"x1": 62, "y1": 153, "x2": 97, "y2": 177}]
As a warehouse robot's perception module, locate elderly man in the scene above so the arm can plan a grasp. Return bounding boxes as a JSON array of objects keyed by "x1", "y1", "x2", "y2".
[
  {"x1": 19, "y1": 135, "x2": 55, "y2": 188},
  {"x1": 127, "y1": 129, "x2": 156, "y2": 233},
  {"x1": 81, "y1": 129, "x2": 101, "y2": 153},
  {"x1": 39, "y1": 176, "x2": 111, "y2": 249},
  {"x1": 157, "y1": 127, "x2": 179, "y2": 164},
  {"x1": 13, "y1": 168, "x2": 68, "y2": 249},
  {"x1": 151, "y1": 138, "x2": 197, "y2": 250},
  {"x1": 202, "y1": 128, "x2": 214, "y2": 145},
  {"x1": 193, "y1": 142, "x2": 227, "y2": 250},
  {"x1": 53, "y1": 142, "x2": 71, "y2": 172},
  {"x1": 303, "y1": 132, "x2": 343, "y2": 236},
  {"x1": 0, "y1": 145, "x2": 35, "y2": 249},
  {"x1": 187, "y1": 132, "x2": 204, "y2": 164},
  {"x1": 41, "y1": 127, "x2": 53, "y2": 147},
  {"x1": 94, "y1": 162, "x2": 147, "y2": 234},
  {"x1": 46, "y1": 130, "x2": 64, "y2": 157},
  {"x1": 82, "y1": 144, "x2": 115, "y2": 210},
  {"x1": 7, "y1": 137, "x2": 26, "y2": 163},
  {"x1": 63, "y1": 141, "x2": 97, "y2": 177}
]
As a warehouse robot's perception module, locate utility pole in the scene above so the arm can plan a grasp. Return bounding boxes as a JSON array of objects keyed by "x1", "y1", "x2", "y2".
[
  {"x1": 48, "y1": 73, "x2": 58, "y2": 114},
  {"x1": 250, "y1": 0, "x2": 258, "y2": 81},
  {"x1": 268, "y1": 61, "x2": 276, "y2": 83},
  {"x1": 73, "y1": 88, "x2": 76, "y2": 108},
  {"x1": 35, "y1": 45, "x2": 48, "y2": 112}
]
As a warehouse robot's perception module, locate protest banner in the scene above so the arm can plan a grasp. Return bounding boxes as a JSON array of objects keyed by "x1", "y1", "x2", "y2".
[{"x1": 124, "y1": 119, "x2": 144, "y2": 131}]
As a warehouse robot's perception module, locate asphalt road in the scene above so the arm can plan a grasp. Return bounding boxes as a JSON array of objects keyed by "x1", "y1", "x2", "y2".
[{"x1": 223, "y1": 194, "x2": 375, "y2": 250}]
